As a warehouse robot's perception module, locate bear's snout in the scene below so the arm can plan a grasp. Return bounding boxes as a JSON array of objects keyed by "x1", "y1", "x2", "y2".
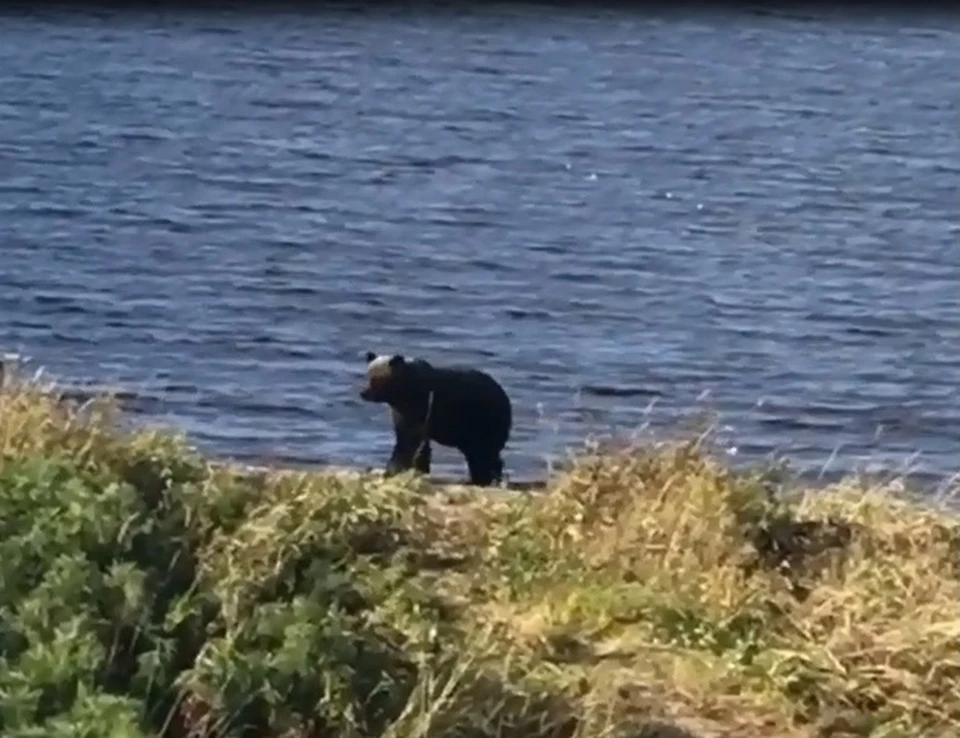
[{"x1": 360, "y1": 383, "x2": 384, "y2": 402}]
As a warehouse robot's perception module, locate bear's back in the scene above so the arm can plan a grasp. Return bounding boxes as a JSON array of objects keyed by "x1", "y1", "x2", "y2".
[{"x1": 426, "y1": 365, "x2": 512, "y2": 450}]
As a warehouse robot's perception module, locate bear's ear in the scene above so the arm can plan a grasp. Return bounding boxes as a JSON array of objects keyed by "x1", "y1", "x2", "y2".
[
  {"x1": 388, "y1": 354, "x2": 405, "y2": 368},
  {"x1": 365, "y1": 351, "x2": 377, "y2": 363}
]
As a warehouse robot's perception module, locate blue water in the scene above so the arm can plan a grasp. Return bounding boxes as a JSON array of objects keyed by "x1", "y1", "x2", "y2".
[{"x1": 1, "y1": 7, "x2": 958, "y2": 487}]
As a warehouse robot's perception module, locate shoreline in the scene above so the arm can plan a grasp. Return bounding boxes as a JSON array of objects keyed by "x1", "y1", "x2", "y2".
[
  {"x1": 207, "y1": 451, "x2": 956, "y2": 506},
  {"x1": 3, "y1": 355, "x2": 954, "y2": 498}
]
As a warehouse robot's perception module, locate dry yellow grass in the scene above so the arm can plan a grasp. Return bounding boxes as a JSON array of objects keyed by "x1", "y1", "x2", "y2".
[{"x1": 0, "y1": 365, "x2": 957, "y2": 738}]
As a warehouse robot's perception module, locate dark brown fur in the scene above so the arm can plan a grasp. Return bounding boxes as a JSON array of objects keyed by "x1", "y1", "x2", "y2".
[{"x1": 360, "y1": 352, "x2": 512, "y2": 486}]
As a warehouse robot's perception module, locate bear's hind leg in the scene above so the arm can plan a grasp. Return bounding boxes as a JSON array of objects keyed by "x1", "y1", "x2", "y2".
[{"x1": 465, "y1": 448, "x2": 503, "y2": 487}]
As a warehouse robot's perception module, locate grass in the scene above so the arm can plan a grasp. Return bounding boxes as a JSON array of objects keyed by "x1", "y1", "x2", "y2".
[{"x1": 0, "y1": 368, "x2": 958, "y2": 738}]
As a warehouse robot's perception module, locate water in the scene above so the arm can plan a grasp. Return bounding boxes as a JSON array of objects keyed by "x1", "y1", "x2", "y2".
[{"x1": 1, "y1": 7, "x2": 958, "y2": 487}]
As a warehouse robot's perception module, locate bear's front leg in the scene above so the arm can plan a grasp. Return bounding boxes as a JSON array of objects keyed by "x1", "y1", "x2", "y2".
[
  {"x1": 385, "y1": 427, "x2": 430, "y2": 477},
  {"x1": 411, "y1": 440, "x2": 431, "y2": 475}
]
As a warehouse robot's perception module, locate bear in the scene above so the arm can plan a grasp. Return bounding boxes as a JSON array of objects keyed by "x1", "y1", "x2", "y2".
[{"x1": 359, "y1": 351, "x2": 512, "y2": 487}]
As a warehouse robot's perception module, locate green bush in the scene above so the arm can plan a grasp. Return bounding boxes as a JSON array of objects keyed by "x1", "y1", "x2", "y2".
[{"x1": 0, "y1": 374, "x2": 958, "y2": 738}]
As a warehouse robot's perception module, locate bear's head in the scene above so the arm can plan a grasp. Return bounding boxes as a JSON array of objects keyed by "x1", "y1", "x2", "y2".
[{"x1": 360, "y1": 351, "x2": 419, "y2": 404}]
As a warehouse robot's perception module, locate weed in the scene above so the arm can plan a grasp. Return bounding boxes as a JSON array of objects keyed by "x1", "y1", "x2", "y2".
[{"x1": 0, "y1": 370, "x2": 957, "y2": 737}]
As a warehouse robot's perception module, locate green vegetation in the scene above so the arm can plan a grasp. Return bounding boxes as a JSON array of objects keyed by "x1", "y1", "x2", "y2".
[{"x1": 0, "y1": 370, "x2": 958, "y2": 738}]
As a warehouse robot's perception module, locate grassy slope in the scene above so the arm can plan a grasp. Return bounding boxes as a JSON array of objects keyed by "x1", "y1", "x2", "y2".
[{"x1": 0, "y1": 375, "x2": 958, "y2": 738}]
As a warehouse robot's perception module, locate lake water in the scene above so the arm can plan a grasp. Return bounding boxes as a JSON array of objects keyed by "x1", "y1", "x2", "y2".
[{"x1": 1, "y1": 6, "x2": 957, "y2": 488}]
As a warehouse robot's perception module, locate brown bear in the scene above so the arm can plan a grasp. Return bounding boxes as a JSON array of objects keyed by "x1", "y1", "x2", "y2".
[{"x1": 359, "y1": 351, "x2": 512, "y2": 486}]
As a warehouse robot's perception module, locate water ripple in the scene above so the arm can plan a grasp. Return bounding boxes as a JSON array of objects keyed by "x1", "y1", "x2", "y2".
[{"x1": 0, "y1": 7, "x2": 957, "y2": 487}]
